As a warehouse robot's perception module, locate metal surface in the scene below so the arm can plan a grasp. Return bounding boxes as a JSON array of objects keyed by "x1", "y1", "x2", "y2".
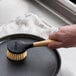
[
  {"x1": 0, "y1": 0, "x2": 67, "y2": 27},
  {"x1": 35, "y1": 0, "x2": 76, "y2": 23},
  {"x1": 0, "y1": 34, "x2": 61, "y2": 76},
  {"x1": 0, "y1": 0, "x2": 76, "y2": 76}
]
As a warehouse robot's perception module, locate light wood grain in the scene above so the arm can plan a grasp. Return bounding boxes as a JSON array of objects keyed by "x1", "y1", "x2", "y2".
[{"x1": 33, "y1": 40, "x2": 55, "y2": 47}]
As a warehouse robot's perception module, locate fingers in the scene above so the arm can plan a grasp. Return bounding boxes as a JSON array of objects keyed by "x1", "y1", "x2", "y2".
[
  {"x1": 49, "y1": 33, "x2": 58, "y2": 41},
  {"x1": 49, "y1": 27, "x2": 59, "y2": 40},
  {"x1": 49, "y1": 31, "x2": 62, "y2": 41},
  {"x1": 49, "y1": 28, "x2": 64, "y2": 41},
  {"x1": 48, "y1": 27, "x2": 62, "y2": 48},
  {"x1": 48, "y1": 41, "x2": 62, "y2": 49},
  {"x1": 48, "y1": 25, "x2": 76, "y2": 48}
]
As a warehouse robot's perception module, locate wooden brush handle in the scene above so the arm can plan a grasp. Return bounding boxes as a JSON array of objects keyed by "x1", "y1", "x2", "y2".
[{"x1": 33, "y1": 40, "x2": 55, "y2": 47}]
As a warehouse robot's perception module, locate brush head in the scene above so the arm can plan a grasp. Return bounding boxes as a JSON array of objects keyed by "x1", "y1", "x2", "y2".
[
  {"x1": 7, "y1": 50, "x2": 27, "y2": 61},
  {"x1": 7, "y1": 40, "x2": 33, "y2": 61},
  {"x1": 7, "y1": 40, "x2": 33, "y2": 54}
]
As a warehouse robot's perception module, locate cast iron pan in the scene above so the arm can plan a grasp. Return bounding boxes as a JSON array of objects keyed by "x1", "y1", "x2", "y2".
[{"x1": 0, "y1": 34, "x2": 61, "y2": 76}]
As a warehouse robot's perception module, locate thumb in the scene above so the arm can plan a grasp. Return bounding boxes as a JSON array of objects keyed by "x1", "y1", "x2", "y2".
[{"x1": 48, "y1": 41, "x2": 62, "y2": 49}]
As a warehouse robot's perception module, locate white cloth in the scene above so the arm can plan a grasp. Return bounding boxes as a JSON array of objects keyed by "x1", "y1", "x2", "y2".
[{"x1": 0, "y1": 13, "x2": 58, "y2": 39}]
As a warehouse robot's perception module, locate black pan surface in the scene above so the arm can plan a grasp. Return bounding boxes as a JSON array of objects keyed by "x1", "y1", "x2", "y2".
[{"x1": 0, "y1": 34, "x2": 61, "y2": 76}]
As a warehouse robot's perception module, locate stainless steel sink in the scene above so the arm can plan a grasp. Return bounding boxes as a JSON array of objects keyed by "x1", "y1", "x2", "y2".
[
  {"x1": 0, "y1": 0, "x2": 76, "y2": 76},
  {"x1": 35, "y1": 0, "x2": 76, "y2": 23},
  {"x1": 0, "y1": 0, "x2": 68, "y2": 26}
]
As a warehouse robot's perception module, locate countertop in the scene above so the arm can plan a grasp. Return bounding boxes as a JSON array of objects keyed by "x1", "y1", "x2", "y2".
[{"x1": 0, "y1": 0, "x2": 76, "y2": 76}]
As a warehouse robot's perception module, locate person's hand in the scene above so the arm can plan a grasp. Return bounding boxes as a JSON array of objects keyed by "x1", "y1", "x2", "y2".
[{"x1": 48, "y1": 25, "x2": 76, "y2": 48}]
